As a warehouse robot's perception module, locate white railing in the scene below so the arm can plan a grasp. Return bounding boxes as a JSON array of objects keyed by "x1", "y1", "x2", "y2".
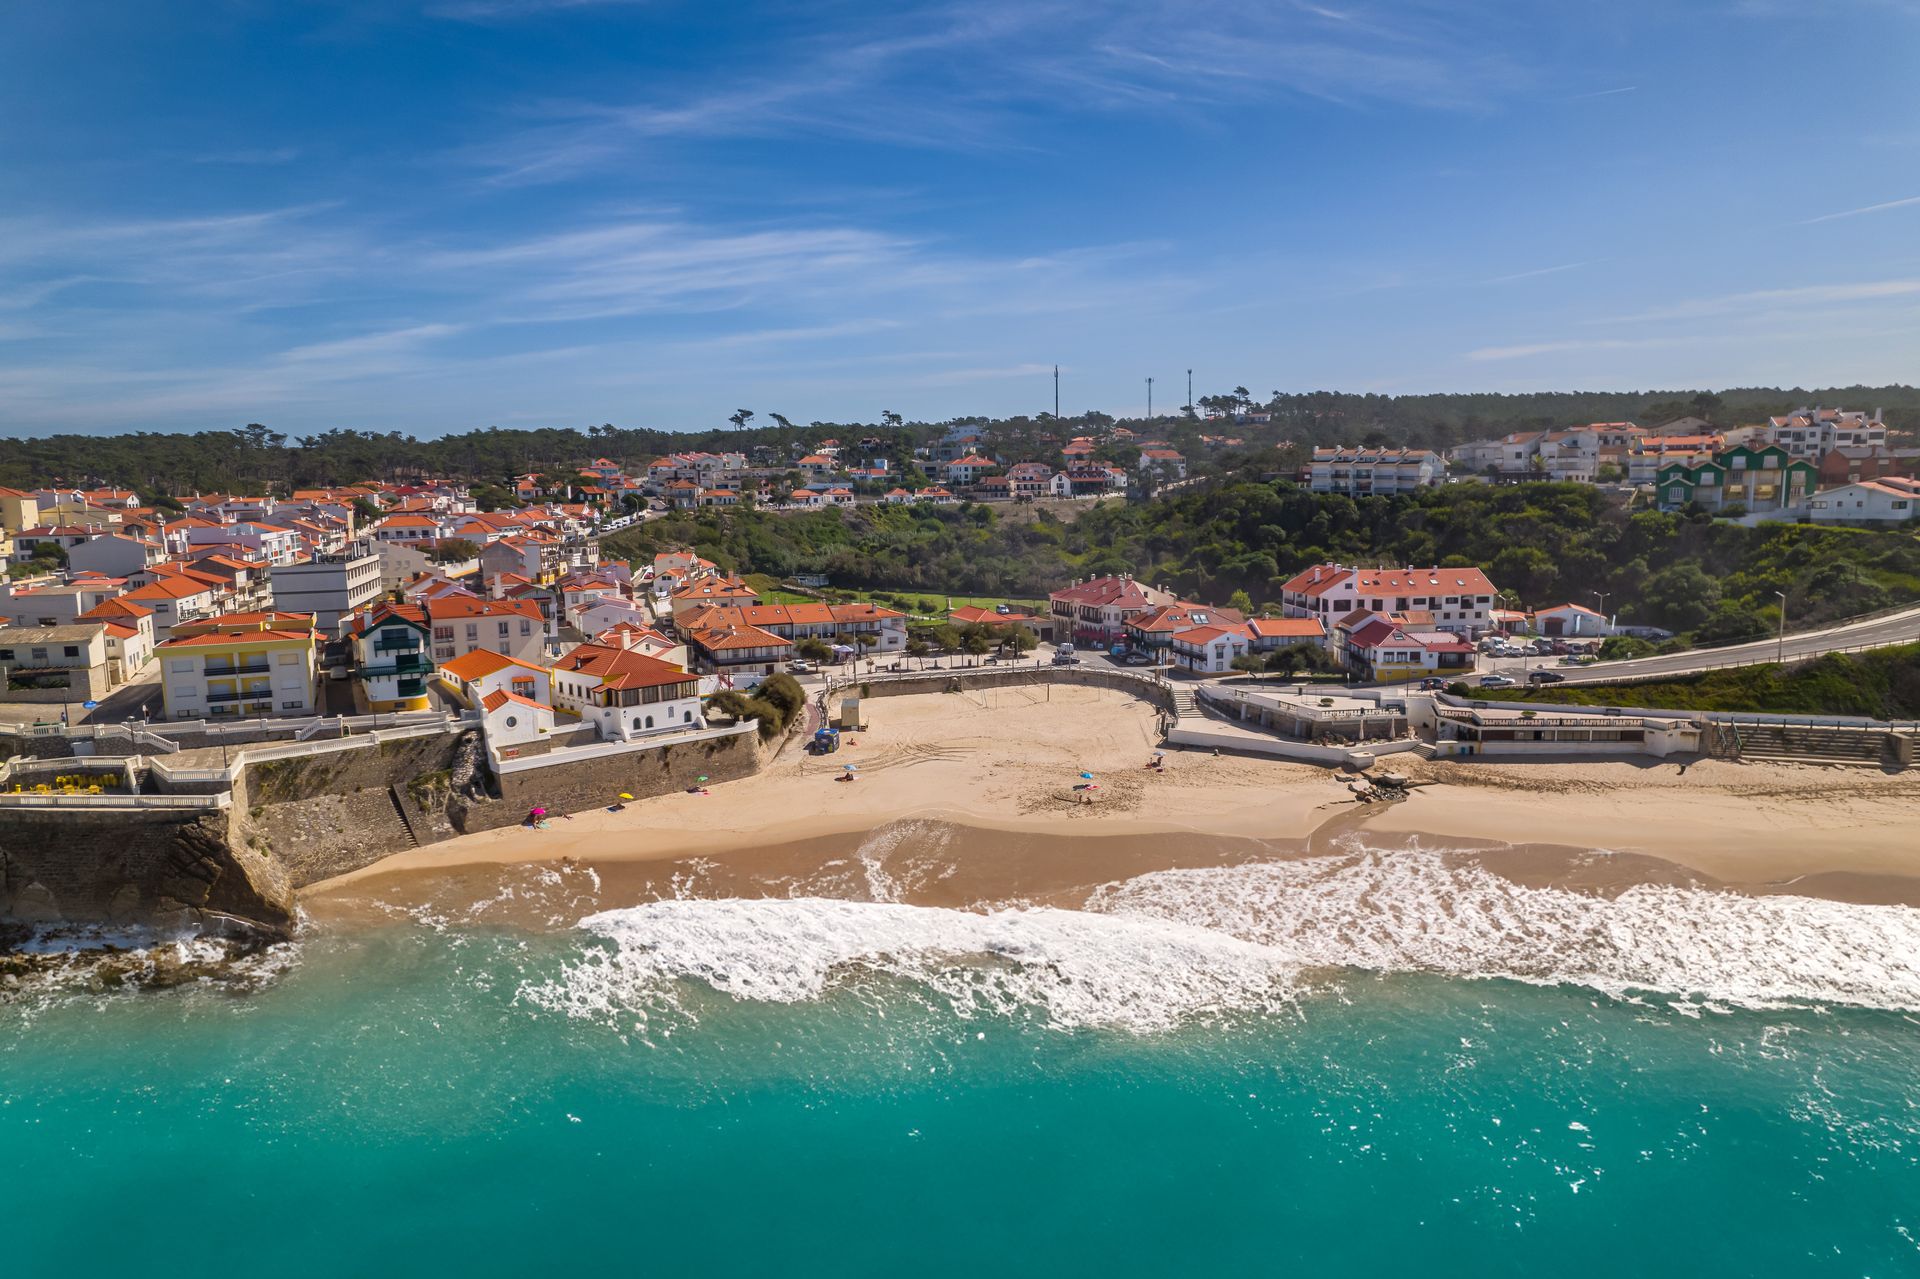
[
  {"x1": 0, "y1": 791, "x2": 229, "y2": 810},
  {"x1": 493, "y1": 720, "x2": 755, "y2": 773}
]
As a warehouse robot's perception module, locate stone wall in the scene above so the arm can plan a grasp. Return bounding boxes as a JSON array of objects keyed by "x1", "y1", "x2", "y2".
[
  {"x1": 235, "y1": 729, "x2": 479, "y2": 887},
  {"x1": 827, "y1": 667, "x2": 1175, "y2": 714},
  {"x1": 454, "y1": 724, "x2": 764, "y2": 832},
  {"x1": 0, "y1": 805, "x2": 293, "y2": 941}
]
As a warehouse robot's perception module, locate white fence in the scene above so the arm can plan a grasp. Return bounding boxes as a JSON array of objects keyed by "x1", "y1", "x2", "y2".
[
  {"x1": 493, "y1": 720, "x2": 755, "y2": 774},
  {"x1": 0, "y1": 791, "x2": 230, "y2": 811}
]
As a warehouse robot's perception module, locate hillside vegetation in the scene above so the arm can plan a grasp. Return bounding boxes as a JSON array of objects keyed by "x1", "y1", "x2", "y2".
[
  {"x1": 1475, "y1": 644, "x2": 1920, "y2": 719},
  {"x1": 606, "y1": 481, "x2": 1920, "y2": 643}
]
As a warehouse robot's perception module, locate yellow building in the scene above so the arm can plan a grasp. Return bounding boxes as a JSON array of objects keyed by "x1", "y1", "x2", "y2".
[
  {"x1": 0, "y1": 486, "x2": 40, "y2": 535},
  {"x1": 157, "y1": 611, "x2": 321, "y2": 720}
]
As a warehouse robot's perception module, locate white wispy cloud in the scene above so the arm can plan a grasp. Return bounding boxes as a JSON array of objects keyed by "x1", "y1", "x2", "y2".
[
  {"x1": 459, "y1": 1, "x2": 1532, "y2": 183},
  {"x1": 1484, "y1": 261, "x2": 1592, "y2": 284},
  {"x1": 1800, "y1": 194, "x2": 1920, "y2": 225},
  {"x1": 1600, "y1": 279, "x2": 1920, "y2": 323},
  {"x1": 1466, "y1": 338, "x2": 1652, "y2": 362}
]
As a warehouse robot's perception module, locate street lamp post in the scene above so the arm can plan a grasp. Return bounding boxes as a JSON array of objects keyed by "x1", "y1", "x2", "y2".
[
  {"x1": 1592, "y1": 590, "x2": 1610, "y2": 637},
  {"x1": 1775, "y1": 590, "x2": 1788, "y2": 666}
]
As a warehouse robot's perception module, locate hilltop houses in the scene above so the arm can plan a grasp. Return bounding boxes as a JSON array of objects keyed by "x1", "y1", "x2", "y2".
[
  {"x1": 1279, "y1": 563, "x2": 1499, "y2": 639},
  {"x1": 1049, "y1": 575, "x2": 1180, "y2": 648},
  {"x1": 1654, "y1": 444, "x2": 1818, "y2": 515},
  {"x1": 1307, "y1": 447, "x2": 1441, "y2": 496}
]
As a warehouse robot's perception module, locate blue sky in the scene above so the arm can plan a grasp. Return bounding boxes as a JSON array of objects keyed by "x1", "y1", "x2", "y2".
[{"x1": 2, "y1": 0, "x2": 1917, "y2": 436}]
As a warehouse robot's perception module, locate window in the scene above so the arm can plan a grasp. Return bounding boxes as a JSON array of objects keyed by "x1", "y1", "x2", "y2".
[
  {"x1": 521, "y1": 619, "x2": 533, "y2": 635},
  {"x1": 63, "y1": 645, "x2": 79, "y2": 657},
  {"x1": 31, "y1": 648, "x2": 47, "y2": 660},
  {"x1": 465, "y1": 624, "x2": 478, "y2": 641},
  {"x1": 0, "y1": 649, "x2": 10, "y2": 660},
  {"x1": 433, "y1": 627, "x2": 452, "y2": 640},
  {"x1": 504, "y1": 714, "x2": 518, "y2": 728},
  {"x1": 644, "y1": 715, "x2": 654, "y2": 729},
  {"x1": 498, "y1": 621, "x2": 509, "y2": 637},
  {"x1": 280, "y1": 700, "x2": 304, "y2": 710}
]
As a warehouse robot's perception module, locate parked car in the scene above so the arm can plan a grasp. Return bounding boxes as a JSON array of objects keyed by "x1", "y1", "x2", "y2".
[
  {"x1": 1418, "y1": 677, "x2": 1448, "y2": 690},
  {"x1": 1052, "y1": 650, "x2": 1080, "y2": 665},
  {"x1": 1125, "y1": 651, "x2": 1157, "y2": 666},
  {"x1": 1527, "y1": 670, "x2": 1565, "y2": 685},
  {"x1": 1479, "y1": 674, "x2": 1516, "y2": 688},
  {"x1": 788, "y1": 659, "x2": 814, "y2": 674}
]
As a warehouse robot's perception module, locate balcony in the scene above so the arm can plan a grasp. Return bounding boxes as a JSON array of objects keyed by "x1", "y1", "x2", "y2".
[
  {"x1": 373, "y1": 637, "x2": 423, "y2": 654},
  {"x1": 206, "y1": 688, "x2": 273, "y2": 704},
  {"x1": 361, "y1": 654, "x2": 434, "y2": 678},
  {"x1": 203, "y1": 660, "x2": 271, "y2": 677}
]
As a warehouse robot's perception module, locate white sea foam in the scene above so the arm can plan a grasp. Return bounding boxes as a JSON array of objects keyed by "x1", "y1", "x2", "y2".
[
  {"x1": 522, "y1": 897, "x2": 1303, "y2": 1032},
  {"x1": 1091, "y1": 848, "x2": 1920, "y2": 1013},
  {"x1": 526, "y1": 846, "x2": 1920, "y2": 1033}
]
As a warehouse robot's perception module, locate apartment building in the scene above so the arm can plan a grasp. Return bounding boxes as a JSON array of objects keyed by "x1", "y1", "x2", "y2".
[
  {"x1": 1279, "y1": 563, "x2": 1499, "y2": 639},
  {"x1": 345, "y1": 603, "x2": 434, "y2": 712},
  {"x1": 157, "y1": 614, "x2": 320, "y2": 720},
  {"x1": 425, "y1": 595, "x2": 546, "y2": 666},
  {"x1": 1049, "y1": 575, "x2": 1179, "y2": 647},
  {"x1": 1307, "y1": 447, "x2": 1440, "y2": 495},
  {"x1": 269, "y1": 540, "x2": 383, "y2": 634},
  {"x1": 1654, "y1": 444, "x2": 1818, "y2": 514},
  {"x1": 0, "y1": 623, "x2": 111, "y2": 703},
  {"x1": 1759, "y1": 407, "x2": 1887, "y2": 461}
]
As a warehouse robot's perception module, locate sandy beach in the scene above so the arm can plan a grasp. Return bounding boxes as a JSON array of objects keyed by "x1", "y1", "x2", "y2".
[{"x1": 302, "y1": 684, "x2": 1920, "y2": 925}]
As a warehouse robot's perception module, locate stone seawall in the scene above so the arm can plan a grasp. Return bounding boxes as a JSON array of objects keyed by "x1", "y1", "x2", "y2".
[
  {"x1": 235, "y1": 730, "x2": 480, "y2": 887},
  {"x1": 0, "y1": 806, "x2": 293, "y2": 941},
  {"x1": 0, "y1": 719, "x2": 770, "y2": 935},
  {"x1": 455, "y1": 725, "x2": 765, "y2": 834},
  {"x1": 826, "y1": 666, "x2": 1175, "y2": 714}
]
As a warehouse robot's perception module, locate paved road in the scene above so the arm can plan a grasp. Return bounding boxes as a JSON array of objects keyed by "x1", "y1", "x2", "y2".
[{"x1": 1475, "y1": 603, "x2": 1920, "y2": 687}]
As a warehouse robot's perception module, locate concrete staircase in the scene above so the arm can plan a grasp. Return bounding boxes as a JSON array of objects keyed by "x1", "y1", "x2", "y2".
[
  {"x1": 1720, "y1": 723, "x2": 1915, "y2": 769},
  {"x1": 386, "y1": 786, "x2": 422, "y2": 848}
]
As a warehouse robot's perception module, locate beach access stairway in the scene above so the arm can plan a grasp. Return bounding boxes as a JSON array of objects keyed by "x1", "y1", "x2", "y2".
[{"x1": 1707, "y1": 720, "x2": 1918, "y2": 768}]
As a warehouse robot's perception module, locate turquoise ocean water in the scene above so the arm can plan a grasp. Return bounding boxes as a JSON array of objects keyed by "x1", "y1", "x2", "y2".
[{"x1": 6, "y1": 850, "x2": 1920, "y2": 1277}]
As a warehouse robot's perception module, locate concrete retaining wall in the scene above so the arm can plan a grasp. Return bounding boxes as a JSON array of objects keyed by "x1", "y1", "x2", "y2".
[
  {"x1": 460, "y1": 723, "x2": 764, "y2": 832},
  {"x1": 826, "y1": 666, "x2": 1175, "y2": 714},
  {"x1": 1166, "y1": 723, "x2": 1426, "y2": 764}
]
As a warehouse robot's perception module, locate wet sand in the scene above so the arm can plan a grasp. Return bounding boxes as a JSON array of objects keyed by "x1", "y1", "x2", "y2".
[{"x1": 305, "y1": 685, "x2": 1920, "y2": 926}]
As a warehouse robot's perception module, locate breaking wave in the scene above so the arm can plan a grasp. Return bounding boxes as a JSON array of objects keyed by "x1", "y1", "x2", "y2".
[{"x1": 524, "y1": 846, "x2": 1920, "y2": 1033}]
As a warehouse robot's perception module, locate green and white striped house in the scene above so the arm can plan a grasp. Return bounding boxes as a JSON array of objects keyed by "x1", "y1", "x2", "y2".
[{"x1": 1654, "y1": 444, "x2": 1816, "y2": 515}]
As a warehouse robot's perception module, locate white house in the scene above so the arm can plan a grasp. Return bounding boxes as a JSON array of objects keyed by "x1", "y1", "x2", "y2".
[
  {"x1": 479, "y1": 687, "x2": 554, "y2": 759},
  {"x1": 66, "y1": 533, "x2": 164, "y2": 578},
  {"x1": 1279, "y1": 563, "x2": 1499, "y2": 639},
  {"x1": 1805, "y1": 477, "x2": 1919, "y2": 524},
  {"x1": 1531, "y1": 602, "x2": 1612, "y2": 638},
  {"x1": 1168, "y1": 623, "x2": 1252, "y2": 674},
  {"x1": 79, "y1": 597, "x2": 156, "y2": 683},
  {"x1": 571, "y1": 595, "x2": 655, "y2": 637},
  {"x1": 437, "y1": 646, "x2": 552, "y2": 710},
  {"x1": 548, "y1": 641, "x2": 703, "y2": 740}
]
